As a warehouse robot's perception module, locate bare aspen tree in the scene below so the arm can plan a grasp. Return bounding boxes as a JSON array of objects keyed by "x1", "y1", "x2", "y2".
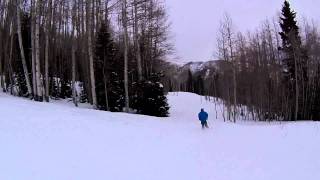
[
  {"x1": 72, "y1": 0, "x2": 78, "y2": 107},
  {"x1": 35, "y1": 0, "x2": 42, "y2": 101},
  {"x1": 2, "y1": 1, "x2": 10, "y2": 92},
  {"x1": 122, "y1": 0, "x2": 130, "y2": 112},
  {"x1": 44, "y1": 0, "x2": 52, "y2": 102},
  {"x1": 217, "y1": 13, "x2": 237, "y2": 122},
  {"x1": 134, "y1": 0, "x2": 143, "y2": 81},
  {"x1": 224, "y1": 14, "x2": 237, "y2": 123},
  {"x1": 289, "y1": 31, "x2": 300, "y2": 121},
  {"x1": 103, "y1": 0, "x2": 111, "y2": 111},
  {"x1": 16, "y1": 0, "x2": 32, "y2": 96},
  {"x1": 31, "y1": 0, "x2": 37, "y2": 98},
  {"x1": 87, "y1": 1, "x2": 98, "y2": 109}
]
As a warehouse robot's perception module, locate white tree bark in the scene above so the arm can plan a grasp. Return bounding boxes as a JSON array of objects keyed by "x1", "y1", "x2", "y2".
[
  {"x1": 291, "y1": 31, "x2": 300, "y2": 121},
  {"x1": 226, "y1": 14, "x2": 237, "y2": 123},
  {"x1": 134, "y1": 0, "x2": 143, "y2": 81},
  {"x1": 16, "y1": 0, "x2": 32, "y2": 96},
  {"x1": 72, "y1": 38, "x2": 78, "y2": 107},
  {"x1": 35, "y1": 0, "x2": 42, "y2": 101},
  {"x1": 122, "y1": 0, "x2": 130, "y2": 112},
  {"x1": 87, "y1": 1, "x2": 97, "y2": 109},
  {"x1": 31, "y1": 0, "x2": 37, "y2": 99},
  {"x1": 44, "y1": 0, "x2": 52, "y2": 102},
  {"x1": 71, "y1": 10, "x2": 78, "y2": 107}
]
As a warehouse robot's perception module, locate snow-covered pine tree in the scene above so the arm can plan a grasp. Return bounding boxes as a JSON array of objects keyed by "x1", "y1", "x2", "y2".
[
  {"x1": 94, "y1": 23, "x2": 112, "y2": 110},
  {"x1": 60, "y1": 79, "x2": 72, "y2": 99},
  {"x1": 14, "y1": 58, "x2": 28, "y2": 96},
  {"x1": 279, "y1": 0, "x2": 308, "y2": 120},
  {"x1": 108, "y1": 72, "x2": 125, "y2": 112},
  {"x1": 50, "y1": 77, "x2": 59, "y2": 100},
  {"x1": 134, "y1": 72, "x2": 169, "y2": 117},
  {"x1": 78, "y1": 82, "x2": 88, "y2": 103},
  {"x1": 94, "y1": 23, "x2": 124, "y2": 111}
]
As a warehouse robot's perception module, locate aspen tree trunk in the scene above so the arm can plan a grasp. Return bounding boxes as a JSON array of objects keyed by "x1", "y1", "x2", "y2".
[
  {"x1": 227, "y1": 19, "x2": 237, "y2": 123},
  {"x1": 72, "y1": 38, "x2": 78, "y2": 107},
  {"x1": 35, "y1": 0, "x2": 42, "y2": 101},
  {"x1": 71, "y1": 11, "x2": 78, "y2": 107},
  {"x1": 16, "y1": 0, "x2": 32, "y2": 96},
  {"x1": 87, "y1": 1, "x2": 97, "y2": 109},
  {"x1": 31, "y1": 0, "x2": 37, "y2": 99},
  {"x1": 8, "y1": 23, "x2": 15, "y2": 95},
  {"x1": 71, "y1": 6, "x2": 78, "y2": 107},
  {"x1": 232, "y1": 62, "x2": 237, "y2": 122},
  {"x1": 134, "y1": 0, "x2": 143, "y2": 81},
  {"x1": 289, "y1": 31, "x2": 300, "y2": 121},
  {"x1": 44, "y1": 34, "x2": 49, "y2": 102},
  {"x1": 122, "y1": 0, "x2": 130, "y2": 112},
  {"x1": 227, "y1": 29, "x2": 237, "y2": 122},
  {"x1": 44, "y1": 0, "x2": 52, "y2": 102},
  {"x1": 104, "y1": 0, "x2": 110, "y2": 111}
]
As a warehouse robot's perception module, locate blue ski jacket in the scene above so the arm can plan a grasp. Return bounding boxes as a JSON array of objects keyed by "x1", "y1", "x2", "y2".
[{"x1": 198, "y1": 109, "x2": 208, "y2": 122}]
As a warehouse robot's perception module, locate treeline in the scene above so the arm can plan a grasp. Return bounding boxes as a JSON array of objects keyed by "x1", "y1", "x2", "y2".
[
  {"x1": 213, "y1": 1, "x2": 320, "y2": 121},
  {"x1": 0, "y1": 0, "x2": 171, "y2": 117},
  {"x1": 166, "y1": 1, "x2": 320, "y2": 121}
]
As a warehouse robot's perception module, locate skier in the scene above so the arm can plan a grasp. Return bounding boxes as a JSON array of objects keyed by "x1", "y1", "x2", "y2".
[{"x1": 198, "y1": 108, "x2": 209, "y2": 129}]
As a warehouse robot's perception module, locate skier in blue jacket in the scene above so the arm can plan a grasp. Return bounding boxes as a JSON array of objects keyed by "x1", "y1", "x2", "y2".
[{"x1": 198, "y1": 108, "x2": 209, "y2": 129}]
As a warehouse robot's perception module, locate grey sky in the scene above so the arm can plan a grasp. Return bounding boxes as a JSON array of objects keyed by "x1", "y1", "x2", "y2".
[{"x1": 166, "y1": 0, "x2": 320, "y2": 63}]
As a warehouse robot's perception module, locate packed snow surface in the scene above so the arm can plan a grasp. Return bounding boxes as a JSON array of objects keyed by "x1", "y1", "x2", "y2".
[{"x1": 0, "y1": 92, "x2": 320, "y2": 180}]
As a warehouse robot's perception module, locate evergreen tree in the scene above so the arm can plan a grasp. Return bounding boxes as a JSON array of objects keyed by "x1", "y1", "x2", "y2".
[
  {"x1": 60, "y1": 79, "x2": 72, "y2": 99},
  {"x1": 279, "y1": 0, "x2": 308, "y2": 120},
  {"x1": 50, "y1": 78, "x2": 60, "y2": 100},
  {"x1": 134, "y1": 72, "x2": 169, "y2": 117},
  {"x1": 78, "y1": 82, "x2": 88, "y2": 103},
  {"x1": 108, "y1": 72, "x2": 125, "y2": 112},
  {"x1": 94, "y1": 23, "x2": 124, "y2": 111},
  {"x1": 94, "y1": 23, "x2": 114, "y2": 110},
  {"x1": 279, "y1": 0, "x2": 302, "y2": 79}
]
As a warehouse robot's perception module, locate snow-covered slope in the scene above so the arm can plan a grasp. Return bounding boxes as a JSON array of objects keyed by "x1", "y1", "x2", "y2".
[{"x1": 0, "y1": 92, "x2": 320, "y2": 180}]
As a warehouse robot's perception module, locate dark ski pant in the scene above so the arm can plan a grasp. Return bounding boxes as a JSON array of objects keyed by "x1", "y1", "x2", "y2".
[{"x1": 201, "y1": 121, "x2": 209, "y2": 129}]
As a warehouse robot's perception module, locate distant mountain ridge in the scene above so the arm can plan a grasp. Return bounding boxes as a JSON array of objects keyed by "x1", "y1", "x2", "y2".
[{"x1": 173, "y1": 60, "x2": 230, "y2": 80}]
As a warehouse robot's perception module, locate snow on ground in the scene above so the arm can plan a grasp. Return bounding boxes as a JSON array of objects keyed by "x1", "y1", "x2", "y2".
[{"x1": 0, "y1": 92, "x2": 320, "y2": 180}]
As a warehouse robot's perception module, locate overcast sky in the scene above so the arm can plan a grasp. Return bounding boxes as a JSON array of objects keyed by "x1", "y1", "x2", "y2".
[{"x1": 166, "y1": 0, "x2": 320, "y2": 63}]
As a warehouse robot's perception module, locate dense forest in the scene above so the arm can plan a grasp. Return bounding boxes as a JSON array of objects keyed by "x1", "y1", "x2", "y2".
[
  {"x1": 0, "y1": 0, "x2": 171, "y2": 117},
  {"x1": 167, "y1": 1, "x2": 320, "y2": 121},
  {"x1": 1, "y1": 0, "x2": 320, "y2": 121}
]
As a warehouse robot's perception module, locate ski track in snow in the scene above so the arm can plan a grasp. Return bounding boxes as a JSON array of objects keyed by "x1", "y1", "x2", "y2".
[{"x1": 0, "y1": 91, "x2": 320, "y2": 180}]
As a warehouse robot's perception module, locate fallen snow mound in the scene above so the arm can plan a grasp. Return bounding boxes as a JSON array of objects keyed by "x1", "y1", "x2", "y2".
[{"x1": 0, "y1": 92, "x2": 319, "y2": 180}]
